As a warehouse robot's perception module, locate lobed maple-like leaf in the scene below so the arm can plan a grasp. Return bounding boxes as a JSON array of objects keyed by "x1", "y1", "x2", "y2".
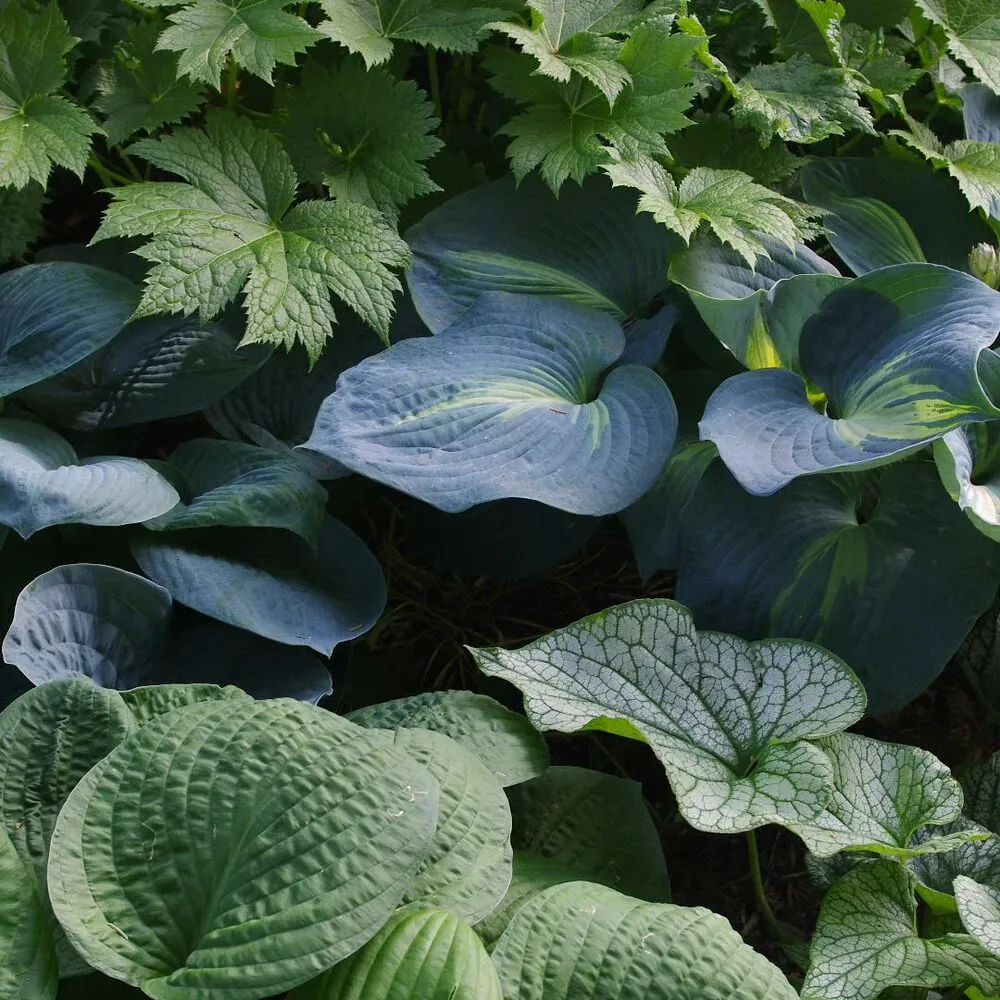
[
  {"x1": 914, "y1": 0, "x2": 1000, "y2": 95},
  {"x1": 93, "y1": 112, "x2": 411, "y2": 362}
]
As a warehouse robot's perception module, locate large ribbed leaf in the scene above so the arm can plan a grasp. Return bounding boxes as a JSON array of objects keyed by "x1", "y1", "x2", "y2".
[
  {"x1": 0, "y1": 419, "x2": 179, "y2": 538},
  {"x1": 0, "y1": 680, "x2": 135, "y2": 975},
  {"x1": 47, "y1": 699, "x2": 440, "y2": 998},
  {"x1": 701, "y1": 265, "x2": 1000, "y2": 496},
  {"x1": 471, "y1": 598, "x2": 866, "y2": 834},
  {"x1": 301, "y1": 293, "x2": 677, "y2": 516},
  {"x1": 935, "y1": 423, "x2": 1000, "y2": 541},
  {"x1": 2, "y1": 564, "x2": 172, "y2": 687},
  {"x1": 406, "y1": 175, "x2": 676, "y2": 333},
  {"x1": 677, "y1": 459, "x2": 1000, "y2": 712},
  {"x1": 0, "y1": 262, "x2": 137, "y2": 396},
  {"x1": 347, "y1": 691, "x2": 548, "y2": 787},
  {"x1": 130, "y1": 516, "x2": 386, "y2": 655},
  {"x1": 492, "y1": 881, "x2": 797, "y2": 1000},
  {"x1": 290, "y1": 907, "x2": 502, "y2": 1000},
  {"x1": 120, "y1": 683, "x2": 252, "y2": 723}
]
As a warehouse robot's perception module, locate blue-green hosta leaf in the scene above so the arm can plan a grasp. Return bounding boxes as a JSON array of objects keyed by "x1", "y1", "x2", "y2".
[
  {"x1": 149, "y1": 439, "x2": 327, "y2": 545},
  {"x1": 471, "y1": 597, "x2": 866, "y2": 834},
  {"x1": 701, "y1": 264, "x2": 1000, "y2": 496},
  {"x1": 47, "y1": 699, "x2": 440, "y2": 997},
  {"x1": 347, "y1": 690, "x2": 549, "y2": 787},
  {"x1": 405, "y1": 175, "x2": 678, "y2": 333},
  {"x1": 290, "y1": 907, "x2": 502, "y2": 1000},
  {"x1": 935, "y1": 423, "x2": 1000, "y2": 541},
  {"x1": 677, "y1": 460, "x2": 1000, "y2": 713},
  {"x1": 965, "y1": 82, "x2": 1000, "y2": 140},
  {"x1": 669, "y1": 233, "x2": 845, "y2": 371},
  {"x1": 800, "y1": 157, "x2": 993, "y2": 274},
  {"x1": 390, "y1": 729, "x2": 512, "y2": 923},
  {"x1": 0, "y1": 680, "x2": 135, "y2": 976},
  {"x1": 913, "y1": 0, "x2": 1000, "y2": 95},
  {"x1": 802, "y1": 860, "x2": 1000, "y2": 1000},
  {"x1": 0, "y1": 826, "x2": 56, "y2": 1000},
  {"x1": 18, "y1": 312, "x2": 269, "y2": 432},
  {"x1": 120, "y1": 683, "x2": 252, "y2": 723},
  {"x1": 93, "y1": 111, "x2": 411, "y2": 362},
  {"x1": 788, "y1": 733, "x2": 971, "y2": 858},
  {"x1": 300, "y1": 293, "x2": 677, "y2": 516},
  {"x1": 0, "y1": 262, "x2": 137, "y2": 397},
  {"x1": 0, "y1": 419, "x2": 179, "y2": 538},
  {"x1": 130, "y1": 516, "x2": 386, "y2": 655},
  {"x1": 956, "y1": 877, "x2": 1000, "y2": 954},
  {"x1": 1, "y1": 564, "x2": 172, "y2": 688},
  {"x1": 493, "y1": 881, "x2": 797, "y2": 1000}
]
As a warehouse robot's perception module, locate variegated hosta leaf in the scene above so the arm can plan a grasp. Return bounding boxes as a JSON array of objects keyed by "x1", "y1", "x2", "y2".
[
  {"x1": 471, "y1": 598, "x2": 866, "y2": 834},
  {"x1": 701, "y1": 264, "x2": 1000, "y2": 496},
  {"x1": 935, "y1": 423, "x2": 1000, "y2": 541},
  {"x1": 347, "y1": 690, "x2": 549, "y2": 787},
  {"x1": 300, "y1": 293, "x2": 678, "y2": 516},
  {"x1": 787, "y1": 733, "x2": 972, "y2": 858},
  {"x1": 47, "y1": 700, "x2": 440, "y2": 996},
  {"x1": 802, "y1": 860, "x2": 1000, "y2": 1000},
  {"x1": 956, "y1": 877, "x2": 1000, "y2": 955},
  {"x1": 492, "y1": 881, "x2": 797, "y2": 1000}
]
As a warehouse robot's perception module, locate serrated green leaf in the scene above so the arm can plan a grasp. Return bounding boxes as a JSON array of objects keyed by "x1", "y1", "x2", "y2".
[
  {"x1": 47, "y1": 699, "x2": 440, "y2": 997},
  {"x1": 753, "y1": 0, "x2": 845, "y2": 63},
  {"x1": 276, "y1": 58, "x2": 442, "y2": 219},
  {"x1": 0, "y1": 185, "x2": 43, "y2": 261},
  {"x1": 802, "y1": 860, "x2": 1000, "y2": 1000},
  {"x1": 788, "y1": 733, "x2": 970, "y2": 858},
  {"x1": 347, "y1": 690, "x2": 549, "y2": 787},
  {"x1": 913, "y1": 0, "x2": 1000, "y2": 95},
  {"x1": 0, "y1": 4, "x2": 99, "y2": 188},
  {"x1": 94, "y1": 112, "x2": 411, "y2": 362},
  {"x1": 733, "y1": 54, "x2": 874, "y2": 143},
  {"x1": 604, "y1": 157, "x2": 819, "y2": 265},
  {"x1": 120, "y1": 683, "x2": 252, "y2": 722},
  {"x1": 471, "y1": 597, "x2": 866, "y2": 834},
  {"x1": 842, "y1": 25, "x2": 922, "y2": 107},
  {"x1": 95, "y1": 21, "x2": 205, "y2": 145}
]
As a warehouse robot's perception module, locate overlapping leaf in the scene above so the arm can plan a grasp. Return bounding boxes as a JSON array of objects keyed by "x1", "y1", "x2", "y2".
[
  {"x1": 913, "y1": 0, "x2": 1000, "y2": 95},
  {"x1": 120, "y1": 682, "x2": 251, "y2": 722},
  {"x1": 935, "y1": 423, "x2": 1000, "y2": 541}
]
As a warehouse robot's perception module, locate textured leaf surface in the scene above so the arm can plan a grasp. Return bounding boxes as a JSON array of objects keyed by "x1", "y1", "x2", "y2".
[
  {"x1": 1, "y1": 564, "x2": 172, "y2": 688},
  {"x1": 301, "y1": 293, "x2": 677, "y2": 516},
  {"x1": 472, "y1": 597, "x2": 865, "y2": 833},
  {"x1": 120, "y1": 683, "x2": 251, "y2": 723},
  {"x1": 677, "y1": 459, "x2": 1000, "y2": 713},
  {"x1": 48, "y1": 700, "x2": 440, "y2": 997},
  {"x1": 700, "y1": 265, "x2": 1000, "y2": 495},
  {"x1": 406, "y1": 175, "x2": 677, "y2": 333},
  {"x1": 0, "y1": 419, "x2": 179, "y2": 538},
  {"x1": 94, "y1": 112, "x2": 410, "y2": 361},
  {"x1": 492, "y1": 881, "x2": 797, "y2": 1000},
  {"x1": 935, "y1": 423, "x2": 1000, "y2": 541},
  {"x1": 347, "y1": 690, "x2": 548, "y2": 786},
  {"x1": 802, "y1": 860, "x2": 1000, "y2": 1000},
  {"x1": 0, "y1": 262, "x2": 137, "y2": 397},
  {"x1": 965, "y1": 82, "x2": 1000, "y2": 140},
  {"x1": 914, "y1": 0, "x2": 1000, "y2": 95},
  {"x1": 131, "y1": 516, "x2": 386, "y2": 655},
  {"x1": 963, "y1": 751, "x2": 1000, "y2": 834},
  {"x1": 289, "y1": 907, "x2": 502, "y2": 1000}
]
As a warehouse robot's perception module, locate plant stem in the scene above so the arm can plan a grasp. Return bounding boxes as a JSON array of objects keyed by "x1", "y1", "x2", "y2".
[
  {"x1": 87, "y1": 155, "x2": 133, "y2": 188},
  {"x1": 427, "y1": 46, "x2": 443, "y2": 121},
  {"x1": 747, "y1": 830, "x2": 793, "y2": 944},
  {"x1": 225, "y1": 59, "x2": 239, "y2": 111}
]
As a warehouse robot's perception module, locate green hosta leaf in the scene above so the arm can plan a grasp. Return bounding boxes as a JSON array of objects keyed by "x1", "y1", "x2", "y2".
[
  {"x1": 0, "y1": 261, "x2": 137, "y2": 397},
  {"x1": 290, "y1": 907, "x2": 502, "y2": 1000},
  {"x1": 0, "y1": 4, "x2": 99, "y2": 188},
  {"x1": 0, "y1": 679, "x2": 135, "y2": 976},
  {"x1": 0, "y1": 826, "x2": 56, "y2": 1000},
  {"x1": 47, "y1": 699, "x2": 440, "y2": 997},
  {"x1": 406, "y1": 174, "x2": 678, "y2": 332},
  {"x1": 957, "y1": 877, "x2": 1000, "y2": 954},
  {"x1": 277, "y1": 58, "x2": 442, "y2": 220},
  {"x1": 390, "y1": 729, "x2": 512, "y2": 923},
  {"x1": 317, "y1": 0, "x2": 514, "y2": 65},
  {"x1": 733, "y1": 55, "x2": 874, "y2": 143},
  {"x1": 0, "y1": 419, "x2": 179, "y2": 538},
  {"x1": 471, "y1": 597, "x2": 866, "y2": 834},
  {"x1": 94, "y1": 111, "x2": 411, "y2": 362},
  {"x1": 913, "y1": 0, "x2": 1000, "y2": 95},
  {"x1": 677, "y1": 459, "x2": 1000, "y2": 713},
  {"x1": 347, "y1": 690, "x2": 549, "y2": 787},
  {"x1": 131, "y1": 517, "x2": 385, "y2": 655},
  {"x1": 1, "y1": 564, "x2": 172, "y2": 687},
  {"x1": 603, "y1": 157, "x2": 820, "y2": 266},
  {"x1": 493, "y1": 881, "x2": 797, "y2": 1000},
  {"x1": 788, "y1": 733, "x2": 970, "y2": 857},
  {"x1": 701, "y1": 265, "x2": 1000, "y2": 496},
  {"x1": 94, "y1": 21, "x2": 205, "y2": 145},
  {"x1": 0, "y1": 186, "x2": 44, "y2": 261},
  {"x1": 802, "y1": 860, "x2": 1000, "y2": 1000},
  {"x1": 800, "y1": 157, "x2": 992, "y2": 274},
  {"x1": 120, "y1": 683, "x2": 252, "y2": 722},
  {"x1": 149, "y1": 439, "x2": 327, "y2": 545},
  {"x1": 935, "y1": 423, "x2": 1000, "y2": 541},
  {"x1": 300, "y1": 293, "x2": 678, "y2": 516}
]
